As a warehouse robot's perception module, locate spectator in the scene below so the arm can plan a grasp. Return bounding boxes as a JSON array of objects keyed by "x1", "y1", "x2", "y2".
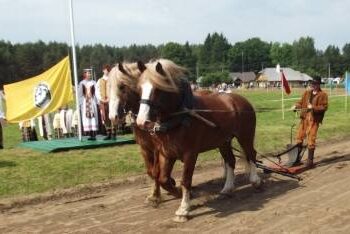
[
  {"x1": 78, "y1": 69, "x2": 99, "y2": 140},
  {"x1": 37, "y1": 113, "x2": 52, "y2": 140},
  {"x1": 71, "y1": 109, "x2": 79, "y2": 137},
  {"x1": 19, "y1": 119, "x2": 37, "y2": 142},
  {"x1": 96, "y1": 65, "x2": 116, "y2": 140}
]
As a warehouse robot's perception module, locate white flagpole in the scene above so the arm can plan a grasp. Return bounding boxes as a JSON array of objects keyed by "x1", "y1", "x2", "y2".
[
  {"x1": 69, "y1": 0, "x2": 82, "y2": 141},
  {"x1": 276, "y1": 64, "x2": 284, "y2": 120},
  {"x1": 281, "y1": 70, "x2": 285, "y2": 120},
  {"x1": 346, "y1": 71, "x2": 348, "y2": 113}
]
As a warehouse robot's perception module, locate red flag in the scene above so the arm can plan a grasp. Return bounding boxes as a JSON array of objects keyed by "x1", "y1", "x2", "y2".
[{"x1": 281, "y1": 71, "x2": 291, "y2": 95}]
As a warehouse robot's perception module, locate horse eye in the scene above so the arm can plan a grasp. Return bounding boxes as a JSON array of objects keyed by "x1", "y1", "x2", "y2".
[{"x1": 118, "y1": 84, "x2": 125, "y2": 91}]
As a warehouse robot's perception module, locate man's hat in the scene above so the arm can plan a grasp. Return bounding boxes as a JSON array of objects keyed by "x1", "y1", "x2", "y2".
[{"x1": 311, "y1": 76, "x2": 323, "y2": 84}]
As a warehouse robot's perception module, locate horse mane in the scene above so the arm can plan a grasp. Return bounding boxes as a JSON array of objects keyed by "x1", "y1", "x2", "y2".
[
  {"x1": 109, "y1": 62, "x2": 141, "y2": 92},
  {"x1": 140, "y1": 59, "x2": 188, "y2": 93}
]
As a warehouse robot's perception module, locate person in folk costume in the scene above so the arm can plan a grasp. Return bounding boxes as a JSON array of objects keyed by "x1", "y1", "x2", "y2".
[
  {"x1": 65, "y1": 108, "x2": 73, "y2": 137},
  {"x1": 71, "y1": 109, "x2": 79, "y2": 137},
  {"x1": 96, "y1": 64, "x2": 116, "y2": 140},
  {"x1": 37, "y1": 113, "x2": 52, "y2": 140},
  {"x1": 19, "y1": 119, "x2": 38, "y2": 142},
  {"x1": 52, "y1": 110, "x2": 62, "y2": 139},
  {"x1": 78, "y1": 69, "x2": 99, "y2": 140},
  {"x1": 59, "y1": 106, "x2": 73, "y2": 138},
  {"x1": 291, "y1": 76, "x2": 328, "y2": 168},
  {"x1": 0, "y1": 89, "x2": 6, "y2": 149},
  {"x1": 59, "y1": 107, "x2": 68, "y2": 138}
]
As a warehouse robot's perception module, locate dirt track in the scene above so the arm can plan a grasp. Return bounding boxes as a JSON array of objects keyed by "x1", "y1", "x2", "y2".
[{"x1": 0, "y1": 139, "x2": 350, "y2": 234}]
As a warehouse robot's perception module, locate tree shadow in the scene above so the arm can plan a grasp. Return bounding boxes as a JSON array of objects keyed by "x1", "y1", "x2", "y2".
[{"x1": 0, "y1": 161, "x2": 17, "y2": 168}]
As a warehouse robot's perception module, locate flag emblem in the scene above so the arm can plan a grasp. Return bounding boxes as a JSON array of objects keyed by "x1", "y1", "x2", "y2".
[{"x1": 34, "y1": 82, "x2": 52, "y2": 108}]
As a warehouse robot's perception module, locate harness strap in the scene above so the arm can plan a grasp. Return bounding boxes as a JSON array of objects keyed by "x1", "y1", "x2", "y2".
[
  {"x1": 150, "y1": 114, "x2": 189, "y2": 134},
  {"x1": 183, "y1": 108, "x2": 217, "y2": 128},
  {"x1": 140, "y1": 99, "x2": 152, "y2": 106}
]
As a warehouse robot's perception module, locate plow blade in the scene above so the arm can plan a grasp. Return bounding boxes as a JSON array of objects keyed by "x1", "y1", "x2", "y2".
[{"x1": 256, "y1": 163, "x2": 302, "y2": 181}]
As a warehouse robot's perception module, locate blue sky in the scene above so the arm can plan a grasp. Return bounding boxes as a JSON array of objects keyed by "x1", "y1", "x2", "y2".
[{"x1": 1, "y1": 0, "x2": 349, "y2": 50}]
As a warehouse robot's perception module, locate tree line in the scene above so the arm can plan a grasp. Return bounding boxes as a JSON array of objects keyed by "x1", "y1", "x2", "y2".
[{"x1": 1, "y1": 32, "x2": 350, "y2": 87}]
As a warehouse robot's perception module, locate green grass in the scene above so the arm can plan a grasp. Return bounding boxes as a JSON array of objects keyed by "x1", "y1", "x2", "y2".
[{"x1": 0, "y1": 88, "x2": 349, "y2": 198}]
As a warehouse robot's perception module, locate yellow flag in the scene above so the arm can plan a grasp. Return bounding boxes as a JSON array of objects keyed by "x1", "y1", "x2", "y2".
[{"x1": 4, "y1": 56, "x2": 73, "y2": 123}]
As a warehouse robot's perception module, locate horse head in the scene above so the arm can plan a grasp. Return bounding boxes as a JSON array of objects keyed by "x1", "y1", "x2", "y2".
[
  {"x1": 108, "y1": 62, "x2": 145, "y2": 122},
  {"x1": 136, "y1": 59, "x2": 189, "y2": 130}
]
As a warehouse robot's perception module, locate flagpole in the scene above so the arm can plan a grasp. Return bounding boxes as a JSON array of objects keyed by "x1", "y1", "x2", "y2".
[
  {"x1": 281, "y1": 70, "x2": 285, "y2": 120},
  {"x1": 69, "y1": 0, "x2": 82, "y2": 141},
  {"x1": 346, "y1": 71, "x2": 348, "y2": 113}
]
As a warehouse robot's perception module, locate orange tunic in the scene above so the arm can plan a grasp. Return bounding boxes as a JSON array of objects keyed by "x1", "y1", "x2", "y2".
[{"x1": 295, "y1": 89, "x2": 328, "y2": 149}]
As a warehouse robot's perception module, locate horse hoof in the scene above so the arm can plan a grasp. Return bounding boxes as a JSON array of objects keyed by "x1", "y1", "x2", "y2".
[
  {"x1": 251, "y1": 180, "x2": 263, "y2": 190},
  {"x1": 173, "y1": 215, "x2": 189, "y2": 223},
  {"x1": 220, "y1": 187, "x2": 235, "y2": 195},
  {"x1": 145, "y1": 196, "x2": 161, "y2": 208},
  {"x1": 219, "y1": 192, "x2": 231, "y2": 198}
]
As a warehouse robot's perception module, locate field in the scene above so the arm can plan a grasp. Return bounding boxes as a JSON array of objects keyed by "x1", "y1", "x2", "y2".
[
  {"x1": 0, "y1": 88, "x2": 349, "y2": 199},
  {"x1": 1, "y1": 121, "x2": 350, "y2": 233},
  {"x1": 0, "y1": 88, "x2": 350, "y2": 233}
]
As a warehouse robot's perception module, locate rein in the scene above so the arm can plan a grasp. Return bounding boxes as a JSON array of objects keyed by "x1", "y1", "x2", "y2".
[{"x1": 170, "y1": 107, "x2": 311, "y2": 116}]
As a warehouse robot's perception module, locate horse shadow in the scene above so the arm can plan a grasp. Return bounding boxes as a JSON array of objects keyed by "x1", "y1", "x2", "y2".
[
  {"x1": 187, "y1": 152, "x2": 350, "y2": 219},
  {"x1": 188, "y1": 172, "x2": 300, "y2": 219},
  {"x1": 0, "y1": 161, "x2": 17, "y2": 168}
]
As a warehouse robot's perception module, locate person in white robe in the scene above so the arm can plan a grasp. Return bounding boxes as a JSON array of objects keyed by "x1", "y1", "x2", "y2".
[{"x1": 78, "y1": 70, "x2": 99, "y2": 140}]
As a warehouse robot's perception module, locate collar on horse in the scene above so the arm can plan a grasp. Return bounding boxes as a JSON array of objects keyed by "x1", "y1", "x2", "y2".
[
  {"x1": 151, "y1": 78, "x2": 194, "y2": 134},
  {"x1": 139, "y1": 78, "x2": 219, "y2": 134}
]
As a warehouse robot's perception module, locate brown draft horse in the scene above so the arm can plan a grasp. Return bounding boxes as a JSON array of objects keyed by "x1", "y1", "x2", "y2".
[
  {"x1": 108, "y1": 62, "x2": 218, "y2": 207},
  {"x1": 109, "y1": 62, "x2": 168, "y2": 206},
  {"x1": 136, "y1": 59, "x2": 261, "y2": 222}
]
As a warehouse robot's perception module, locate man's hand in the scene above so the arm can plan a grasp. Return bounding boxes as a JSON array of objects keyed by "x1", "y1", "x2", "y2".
[{"x1": 307, "y1": 103, "x2": 313, "y2": 110}]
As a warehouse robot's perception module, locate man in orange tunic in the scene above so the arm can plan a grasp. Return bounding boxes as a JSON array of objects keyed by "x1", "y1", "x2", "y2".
[{"x1": 292, "y1": 76, "x2": 328, "y2": 168}]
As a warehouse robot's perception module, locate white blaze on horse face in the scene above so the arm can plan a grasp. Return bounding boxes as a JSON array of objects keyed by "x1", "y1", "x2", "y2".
[
  {"x1": 136, "y1": 80, "x2": 153, "y2": 127},
  {"x1": 108, "y1": 97, "x2": 120, "y2": 122}
]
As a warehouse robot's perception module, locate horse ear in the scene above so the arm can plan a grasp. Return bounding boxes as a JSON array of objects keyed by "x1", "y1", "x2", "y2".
[
  {"x1": 137, "y1": 61, "x2": 146, "y2": 73},
  {"x1": 118, "y1": 63, "x2": 127, "y2": 75},
  {"x1": 155, "y1": 62, "x2": 166, "y2": 76}
]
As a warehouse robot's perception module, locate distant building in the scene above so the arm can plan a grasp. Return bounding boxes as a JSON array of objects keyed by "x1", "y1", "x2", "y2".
[
  {"x1": 256, "y1": 67, "x2": 312, "y2": 88},
  {"x1": 229, "y1": 72, "x2": 256, "y2": 87}
]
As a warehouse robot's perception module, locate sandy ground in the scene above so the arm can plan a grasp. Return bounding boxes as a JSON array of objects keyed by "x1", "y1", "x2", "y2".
[{"x1": 0, "y1": 139, "x2": 350, "y2": 234}]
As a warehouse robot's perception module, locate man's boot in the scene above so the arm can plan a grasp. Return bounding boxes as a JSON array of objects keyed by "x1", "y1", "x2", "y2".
[
  {"x1": 291, "y1": 143, "x2": 303, "y2": 167},
  {"x1": 307, "y1": 148, "x2": 315, "y2": 168}
]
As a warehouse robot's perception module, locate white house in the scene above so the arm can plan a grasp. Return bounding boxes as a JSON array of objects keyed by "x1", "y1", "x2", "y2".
[{"x1": 256, "y1": 67, "x2": 312, "y2": 88}]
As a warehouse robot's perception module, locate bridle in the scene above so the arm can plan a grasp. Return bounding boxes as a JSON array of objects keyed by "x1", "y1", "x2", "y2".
[{"x1": 139, "y1": 98, "x2": 162, "y2": 110}]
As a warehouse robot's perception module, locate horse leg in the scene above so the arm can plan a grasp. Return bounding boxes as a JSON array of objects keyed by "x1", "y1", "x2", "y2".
[
  {"x1": 237, "y1": 138, "x2": 262, "y2": 188},
  {"x1": 219, "y1": 141, "x2": 236, "y2": 194},
  {"x1": 158, "y1": 154, "x2": 181, "y2": 198},
  {"x1": 174, "y1": 153, "x2": 198, "y2": 223},
  {"x1": 140, "y1": 148, "x2": 162, "y2": 206}
]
